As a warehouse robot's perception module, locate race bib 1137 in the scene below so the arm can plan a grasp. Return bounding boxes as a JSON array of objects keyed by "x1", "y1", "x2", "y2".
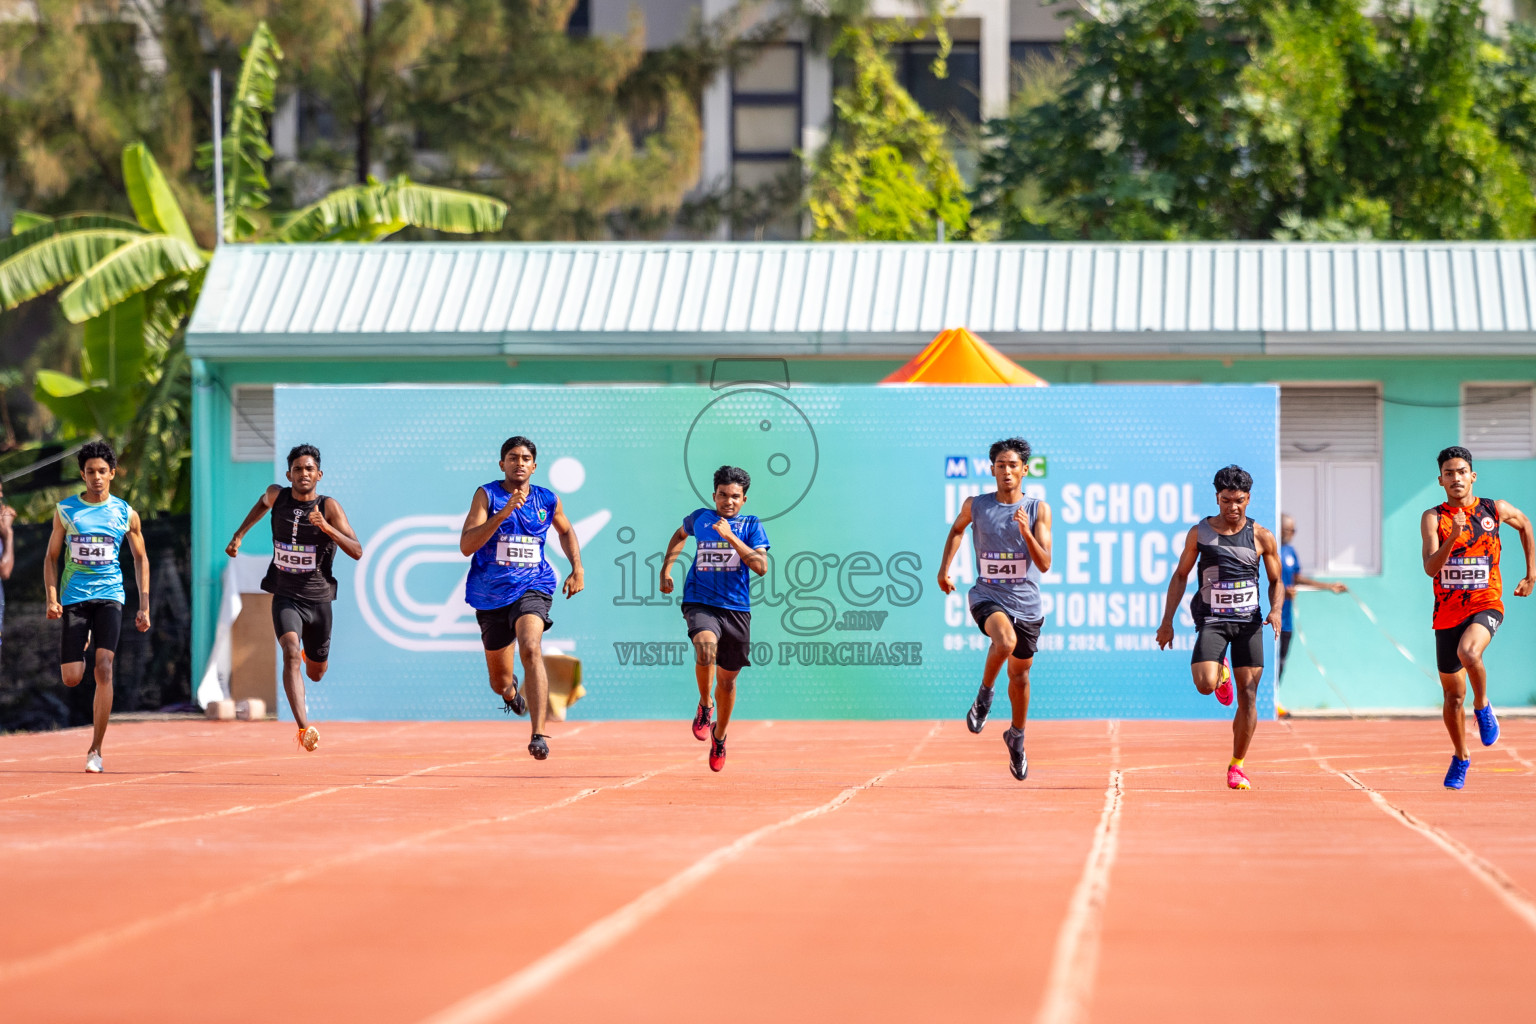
[{"x1": 695, "y1": 541, "x2": 741, "y2": 571}]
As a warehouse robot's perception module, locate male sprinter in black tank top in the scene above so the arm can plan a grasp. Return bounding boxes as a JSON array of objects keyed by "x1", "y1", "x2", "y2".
[
  {"x1": 226, "y1": 445, "x2": 362, "y2": 750},
  {"x1": 1157, "y1": 465, "x2": 1283, "y2": 790}
]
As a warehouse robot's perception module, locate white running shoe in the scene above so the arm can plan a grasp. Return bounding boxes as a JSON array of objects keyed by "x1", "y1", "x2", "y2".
[{"x1": 85, "y1": 751, "x2": 103, "y2": 773}]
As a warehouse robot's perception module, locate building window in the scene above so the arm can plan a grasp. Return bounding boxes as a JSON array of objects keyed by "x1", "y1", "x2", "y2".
[
  {"x1": 231, "y1": 385, "x2": 275, "y2": 463},
  {"x1": 895, "y1": 42, "x2": 980, "y2": 128},
  {"x1": 1280, "y1": 384, "x2": 1381, "y2": 575},
  {"x1": 1461, "y1": 383, "x2": 1534, "y2": 459},
  {"x1": 732, "y1": 43, "x2": 802, "y2": 240}
]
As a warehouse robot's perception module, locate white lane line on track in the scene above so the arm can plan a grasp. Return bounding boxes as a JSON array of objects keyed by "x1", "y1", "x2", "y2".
[
  {"x1": 1310, "y1": 747, "x2": 1536, "y2": 935},
  {"x1": 418, "y1": 722, "x2": 942, "y2": 1024},
  {"x1": 0, "y1": 759, "x2": 684, "y2": 986},
  {"x1": 1032, "y1": 719, "x2": 1124, "y2": 1024},
  {"x1": 1502, "y1": 744, "x2": 1536, "y2": 773}
]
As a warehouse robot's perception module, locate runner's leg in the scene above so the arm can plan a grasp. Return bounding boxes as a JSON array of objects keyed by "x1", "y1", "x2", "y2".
[
  {"x1": 1231, "y1": 667, "x2": 1261, "y2": 760},
  {"x1": 1007, "y1": 656, "x2": 1031, "y2": 730},
  {"x1": 1192, "y1": 660, "x2": 1223, "y2": 695},
  {"x1": 485, "y1": 645, "x2": 518, "y2": 699},
  {"x1": 1456, "y1": 623, "x2": 1493, "y2": 711},
  {"x1": 692, "y1": 631, "x2": 718, "y2": 708},
  {"x1": 278, "y1": 632, "x2": 309, "y2": 730},
  {"x1": 714, "y1": 667, "x2": 740, "y2": 738},
  {"x1": 982, "y1": 611, "x2": 1016, "y2": 691},
  {"x1": 514, "y1": 613, "x2": 549, "y2": 737},
  {"x1": 1440, "y1": 670, "x2": 1469, "y2": 760}
]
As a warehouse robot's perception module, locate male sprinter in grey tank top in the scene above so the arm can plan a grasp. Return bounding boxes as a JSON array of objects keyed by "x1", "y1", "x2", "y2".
[
  {"x1": 1157, "y1": 465, "x2": 1283, "y2": 790},
  {"x1": 939, "y1": 438, "x2": 1052, "y2": 780}
]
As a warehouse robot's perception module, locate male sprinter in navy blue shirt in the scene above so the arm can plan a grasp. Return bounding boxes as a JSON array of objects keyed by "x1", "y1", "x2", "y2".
[{"x1": 659, "y1": 466, "x2": 770, "y2": 772}]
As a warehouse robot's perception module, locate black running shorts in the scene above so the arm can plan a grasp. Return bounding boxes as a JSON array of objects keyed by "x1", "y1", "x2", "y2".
[
  {"x1": 476, "y1": 590, "x2": 554, "y2": 652},
  {"x1": 1193, "y1": 618, "x2": 1264, "y2": 669},
  {"x1": 681, "y1": 602, "x2": 752, "y2": 672},
  {"x1": 59, "y1": 599, "x2": 123, "y2": 664},
  {"x1": 969, "y1": 601, "x2": 1043, "y2": 660},
  {"x1": 1434, "y1": 608, "x2": 1503, "y2": 675},
  {"x1": 272, "y1": 594, "x2": 334, "y2": 662}
]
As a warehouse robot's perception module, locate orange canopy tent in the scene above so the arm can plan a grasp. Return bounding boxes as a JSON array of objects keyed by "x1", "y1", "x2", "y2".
[{"x1": 880, "y1": 327, "x2": 1048, "y2": 386}]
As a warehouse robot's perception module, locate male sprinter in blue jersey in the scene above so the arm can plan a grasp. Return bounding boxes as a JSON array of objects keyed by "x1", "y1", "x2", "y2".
[
  {"x1": 938, "y1": 438, "x2": 1052, "y2": 781},
  {"x1": 659, "y1": 466, "x2": 770, "y2": 772},
  {"x1": 43, "y1": 441, "x2": 151, "y2": 773},
  {"x1": 460, "y1": 436, "x2": 584, "y2": 760}
]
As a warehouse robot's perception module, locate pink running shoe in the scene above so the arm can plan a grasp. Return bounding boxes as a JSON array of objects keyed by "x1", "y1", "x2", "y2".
[
  {"x1": 1214, "y1": 659, "x2": 1234, "y2": 706},
  {"x1": 1227, "y1": 764, "x2": 1252, "y2": 790},
  {"x1": 691, "y1": 702, "x2": 714, "y2": 741}
]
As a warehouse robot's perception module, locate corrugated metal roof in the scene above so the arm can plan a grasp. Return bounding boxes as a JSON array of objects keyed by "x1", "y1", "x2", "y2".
[{"x1": 186, "y1": 241, "x2": 1536, "y2": 359}]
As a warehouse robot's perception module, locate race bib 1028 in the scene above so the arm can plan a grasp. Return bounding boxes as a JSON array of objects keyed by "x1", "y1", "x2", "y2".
[
  {"x1": 1440, "y1": 556, "x2": 1491, "y2": 591},
  {"x1": 695, "y1": 541, "x2": 741, "y2": 571},
  {"x1": 67, "y1": 534, "x2": 115, "y2": 566},
  {"x1": 495, "y1": 534, "x2": 540, "y2": 566},
  {"x1": 1208, "y1": 579, "x2": 1260, "y2": 616},
  {"x1": 273, "y1": 540, "x2": 317, "y2": 574},
  {"x1": 978, "y1": 551, "x2": 1031, "y2": 584}
]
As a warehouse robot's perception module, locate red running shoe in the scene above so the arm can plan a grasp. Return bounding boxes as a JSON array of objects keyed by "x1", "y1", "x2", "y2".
[
  {"x1": 709, "y1": 733, "x2": 727, "y2": 772},
  {"x1": 1227, "y1": 764, "x2": 1252, "y2": 790},
  {"x1": 692, "y1": 702, "x2": 714, "y2": 741},
  {"x1": 1214, "y1": 659, "x2": 1234, "y2": 707}
]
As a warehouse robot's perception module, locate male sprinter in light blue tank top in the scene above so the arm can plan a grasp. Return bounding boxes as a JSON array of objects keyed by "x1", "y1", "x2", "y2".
[
  {"x1": 460, "y1": 436, "x2": 584, "y2": 760},
  {"x1": 939, "y1": 438, "x2": 1053, "y2": 781},
  {"x1": 43, "y1": 441, "x2": 150, "y2": 773},
  {"x1": 1157, "y1": 465, "x2": 1283, "y2": 790}
]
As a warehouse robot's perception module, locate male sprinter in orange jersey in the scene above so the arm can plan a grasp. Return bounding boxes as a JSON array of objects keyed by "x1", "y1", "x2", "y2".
[
  {"x1": 1157, "y1": 465, "x2": 1283, "y2": 790},
  {"x1": 1420, "y1": 446, "x2": 1535, "y2": 790},
  {"x1": 226, "y1": 444, "x2": 363, "y2": 751},
  {"x1": 938, "y1": 438, "x2": 1052, "y2": 781},
  {"x1": 659, "y1": 466, "x2": 770, "y2": 773}
]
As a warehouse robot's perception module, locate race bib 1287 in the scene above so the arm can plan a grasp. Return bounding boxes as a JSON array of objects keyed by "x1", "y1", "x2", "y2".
[{"x1": 1208, "y1": 579, "x2": 1260, "y2": 616}]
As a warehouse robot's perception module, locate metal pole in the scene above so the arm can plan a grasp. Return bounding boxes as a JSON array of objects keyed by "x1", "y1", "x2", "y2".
[{"x1": 211, "y1": 68, "x2": 224, "y2": 245}]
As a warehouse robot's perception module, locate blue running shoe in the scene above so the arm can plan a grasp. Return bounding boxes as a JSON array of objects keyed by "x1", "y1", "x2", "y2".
[
  {"x1": 1444, "y1": 756, "x2": 1470, "y2": 790},
  {"x1": 1475, "y1": 704, "x2": 1500, "y2": 747}
]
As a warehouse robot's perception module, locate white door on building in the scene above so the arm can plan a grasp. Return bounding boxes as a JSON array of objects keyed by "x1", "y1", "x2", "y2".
[{"x1": 1279, "y1": 385, "x2": 1381, "y2": 576}]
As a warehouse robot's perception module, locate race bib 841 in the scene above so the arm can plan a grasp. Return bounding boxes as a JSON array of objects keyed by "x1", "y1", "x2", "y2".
[{"x1": 67, "y1": 534, "x2": 115, "y2": 566}]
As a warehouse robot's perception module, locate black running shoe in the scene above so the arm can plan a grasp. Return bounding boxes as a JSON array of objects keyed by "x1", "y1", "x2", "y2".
[
  {"x1": 1003, "y1": 727, "x2": 1028, "y2": 781},
  {"x1": 502, "y1": 685, "x2": 527, "y2": 717},
  {"x1": 966, "y1": 685, "x2": 994, "y2": 734},
  {"x1": 528, "y1": 734, "x2": 549, "y2": 760}
]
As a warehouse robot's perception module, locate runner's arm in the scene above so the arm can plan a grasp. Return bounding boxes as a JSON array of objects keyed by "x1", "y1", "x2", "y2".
[
  {"x1": 43, "y1": 508, "x2": 64, "y2": 618},
  {"x1": 937, "y1": 498, "x2": 973, "y2": 595},
  {"x1": 659, "y1": 526, "x2": 689, "y2": 594},
  {"x1": 0, "y1": 502, "x2": 13, "y2": 580},
  {"x1": 716, "y1": 526, "x2": 768, "y2": 576},
  {"x1": 318, "y1": 498, "x2": 364, "y2": 561},
  {"x1": 1155, "y1": 526, "x2": 1199, "y2": 645},
  {"x1": 127, "y1": 510, "x2": 151, "y2": 631},
  {"x1": 225, "y1": 485, "x2": 280, "y2": 557},
  {"x1": 1258, "y1": 525, "x2": 1284, "y2": 638},
  {"x1": 1495, "y1": 499, "x2": 1536, "y2": 597},
  {"x1": 550, "y1": 498, "x2": 584, "y2": 597},
  {"x1": 459, "y1": 487, "x2": 514, "y2": 556},
  {"x1": 1421, "y1": 509, "x2": 1458, "y2": 577},
  {"x1": 1293, "y1": 572, "x2": 1346, "y2": 593},
  {"x1": 1019, "y1": 500, "x2": 1053, "y2": 574}
]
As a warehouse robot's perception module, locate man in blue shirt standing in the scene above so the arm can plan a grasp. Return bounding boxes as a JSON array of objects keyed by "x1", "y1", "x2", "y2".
[
  {"x1": 660, "y1": 466, "x2": 770, "y2": 773},
  {"x1": 1278, "y1": 514, "x2": 1347, "y2": 714},
  {"x1": 43, "y1": 441, "x2": 151, "y2": 773}
]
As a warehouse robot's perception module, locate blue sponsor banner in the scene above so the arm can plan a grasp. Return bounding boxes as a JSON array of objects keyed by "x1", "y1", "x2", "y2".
[{"x1": 273, "y1": 383, "x2": 1278, "y2": 720}]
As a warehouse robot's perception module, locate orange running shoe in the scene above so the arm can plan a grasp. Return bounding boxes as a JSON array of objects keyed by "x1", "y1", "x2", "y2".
[
  {"x1": 1226, "y1": 764, "x2": 1251, "y2": 790},
  {"x1": 1214, "y1": 658, "x2": 1234, "y2": 706},
  {"x1": 297, "y1": 726, "x2": 320, "y2": 752}
]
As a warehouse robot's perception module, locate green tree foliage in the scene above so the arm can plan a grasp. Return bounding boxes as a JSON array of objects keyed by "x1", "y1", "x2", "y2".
[
  {"x1": 807, "y1": 24, "x2": 971, "y2": 241},
  {"x1": 975, "y1": 0, "x2": 1536, "y2": 240}
]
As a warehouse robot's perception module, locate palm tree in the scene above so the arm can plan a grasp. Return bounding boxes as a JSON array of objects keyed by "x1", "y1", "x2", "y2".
[{"x1": 0, "y1": 22, "x2": 507, "y2": 515}]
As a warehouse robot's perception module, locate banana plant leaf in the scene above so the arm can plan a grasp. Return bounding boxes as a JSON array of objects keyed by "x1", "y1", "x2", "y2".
[
  {"x1": 0, "y1": 220, "x2": 146, "y2": 311},
  {"x1": 276, "y1": 177, "x2": 507, "y2": 242},
  {"x1": 123, "y1": 142, "x2": 198, "y2": 247},
  {"x1": 57, "y1": 233, "x2": 207, "y2": 323}
]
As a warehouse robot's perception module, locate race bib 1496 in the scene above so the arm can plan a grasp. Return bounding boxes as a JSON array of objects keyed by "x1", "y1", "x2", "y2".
[
  {"x1": 978, "y1": 551, "x2": 1030, "y2": 584},
  {"x1": 1208, "y1": 579, "x2": 1259, "y2": 616},
  {"x1": 1440, "y1": 556, "x2": 1490, "y2": 591},
  {"x1": 67, "y1": 534, "x2": 115, "y2": 566},
  {"x1": 496, "y1": 534, "x2": 540, "y2": 566},
  {"x1": 273, "y1": 540, "x2": 317, "y2": 574}
]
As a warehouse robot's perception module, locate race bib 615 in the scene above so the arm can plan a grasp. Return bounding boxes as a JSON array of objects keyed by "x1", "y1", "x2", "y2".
[{"x1": 496, "y1": 534, "x2": 540, "y2": 566}]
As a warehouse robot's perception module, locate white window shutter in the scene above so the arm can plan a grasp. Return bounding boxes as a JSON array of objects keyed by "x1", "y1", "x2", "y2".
[
  {"x1": 1280, "y1": 462, "x2": 1323, "y2": 572},
  {"x1": 1322, "y1": 462, "x2": 1380, "y2": 574},
  {"x1": 1280, "y1": 386, "x2": 1380, "y2": 460},
  {"x1": 1462, "y1": 384, "x2": 1534, "y2": 459},
  {"x1": 231, "y1": 386, "x2": 275, "y2": 463},
  {"x1": 1280, "y1": 385, "x2": 1381, "y2": 575}
]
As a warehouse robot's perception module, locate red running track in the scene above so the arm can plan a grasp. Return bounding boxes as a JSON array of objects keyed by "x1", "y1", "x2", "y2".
[{"x1": 1, "y1": 718, "x2": 1534, "y2": 1023}]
